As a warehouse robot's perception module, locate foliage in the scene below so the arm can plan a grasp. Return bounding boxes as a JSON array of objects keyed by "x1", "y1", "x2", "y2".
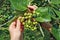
[{"x1": 0, "y1": 0, "x2": 60, "y2": 40}]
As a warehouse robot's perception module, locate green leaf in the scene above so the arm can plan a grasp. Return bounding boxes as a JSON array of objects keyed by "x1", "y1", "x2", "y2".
[
  {"x1": 51, "y1": 0, "x2": 60, "y2": 4},
  {"x1": 0, "y1": 10, "x2": 3, "y2": 14},
  {"x1": 35, "y1": 7, "x2": 51, "y2": 22},
  {"x1": 53, "y1": 9, "x2": 60, "y2": 19},
  {"x1": 10, "y1": 0, "x2": 30, "y2": 11},
  {"x1": 43, "y1": 28, "x2": 50, "y2": 40},
  {"x1": 52, "y1": 27, "x2": 60, "y2": 40},
  {"x1": 35, "y1": 17, "x2": 51, "y2": 22},
  {"x1": 49, "y1": 7, "x2": 60, "y2": 19}
]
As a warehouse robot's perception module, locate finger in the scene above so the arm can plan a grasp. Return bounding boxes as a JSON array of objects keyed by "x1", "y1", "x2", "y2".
[
  {"x1": 28, "y1": 6, "x2": 34, "y2": 10},
  {"x1": 16, "y1": 19, "x2": 21, "y2": 30},
  {"x1": 9, "y1": 21, "x2": 16, "y2": 30},
  {"x1": 17, "y1": 17, "x2": 24, "y2": 32},
  {"x1": 28, "y1": 5, "x2": 37, "y2": 10},
  {"x1": 20, "y1": 22, "x2": 24, "y2": 32},
  {"x1": 33, "y1": 5, "x2": 37, "y2": 10},
  {"x1": 28, "y1": 5, "x2": 34, "y2": 8}
]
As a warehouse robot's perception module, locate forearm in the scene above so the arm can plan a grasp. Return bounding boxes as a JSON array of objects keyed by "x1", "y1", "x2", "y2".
[{"x1": 11, "y1": 34, "x2": 23, "y2": 40}]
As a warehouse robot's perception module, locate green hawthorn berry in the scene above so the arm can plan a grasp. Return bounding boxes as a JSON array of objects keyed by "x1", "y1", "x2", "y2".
[
  {"x1": 28, "y1": 19, "x2": 31, "y2": 24},
  {"x1": 29, "y1": 26, "x2": 31, "y2": 28},
  {"x1": 33, "y1": 11, "x2": 35, "y2": 13},
  {"x1": 34, "y1": 27, "x2": 37, "y2": 30},
  {"x1": 22, "y1": 22, "x2": 25, "y2": 25},
  {"x1": 24, "y1": 13, "x2": 27, "y2": 16},
  {"x1": 25, "y1": 16, "x2": 28, "y2": 19},
  {"x1": 26, "y1": 25, "x2": 29, "y2": 27},
  {"x1": 31, "y1": 28, "x2": 35, "y2": 31},
  {"x1": 20, "y1": 17, "x2": 24, "y2": 22},
  {"x1": 28, "y1": 15, "x2": 32, "y2": 18},
  {"x1": 30, "y1": 13, "x2": 32, "y2": 16},
  {"x1": 33, "y1": 22, "x2": 37, "y2": 24}
]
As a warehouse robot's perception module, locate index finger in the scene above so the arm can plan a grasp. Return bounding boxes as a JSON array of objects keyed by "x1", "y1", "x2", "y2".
[{"x1": 16, "y1": 19, "x2": 21, "y2": 30}]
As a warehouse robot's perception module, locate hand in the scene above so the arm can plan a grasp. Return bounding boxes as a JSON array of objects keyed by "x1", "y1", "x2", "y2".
[
  {"x1": 28, "y1": 5, "x2": 37, "y2": 12},
  {"x1": 9, "y1": 19, "x2": 23, "y2": 40}
]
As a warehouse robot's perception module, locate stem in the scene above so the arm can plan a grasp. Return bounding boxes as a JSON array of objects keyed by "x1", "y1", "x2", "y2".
[
  {"x1": 0, "y1": 16, "x2": 17, "y2": 27},
  {"x1": 38, "y1": 24, "x2": 45, "y2": 37}
]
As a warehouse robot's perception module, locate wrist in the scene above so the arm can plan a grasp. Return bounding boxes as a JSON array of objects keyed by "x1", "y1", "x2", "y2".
[
  {"x1": 10, "y1": 33, "x2": 23, "y2": 40},
  {"x1": 11, "y1": 38, "x2": 20, "y2": 40},
  {"x1": 11, "y1": 37, "x2": 20, "y2": 40}
]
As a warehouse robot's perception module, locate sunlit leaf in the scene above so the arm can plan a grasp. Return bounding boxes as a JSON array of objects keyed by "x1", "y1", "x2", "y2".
[{"x1": 35, "y1": 7, "x2": 51, "y2": 22}]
